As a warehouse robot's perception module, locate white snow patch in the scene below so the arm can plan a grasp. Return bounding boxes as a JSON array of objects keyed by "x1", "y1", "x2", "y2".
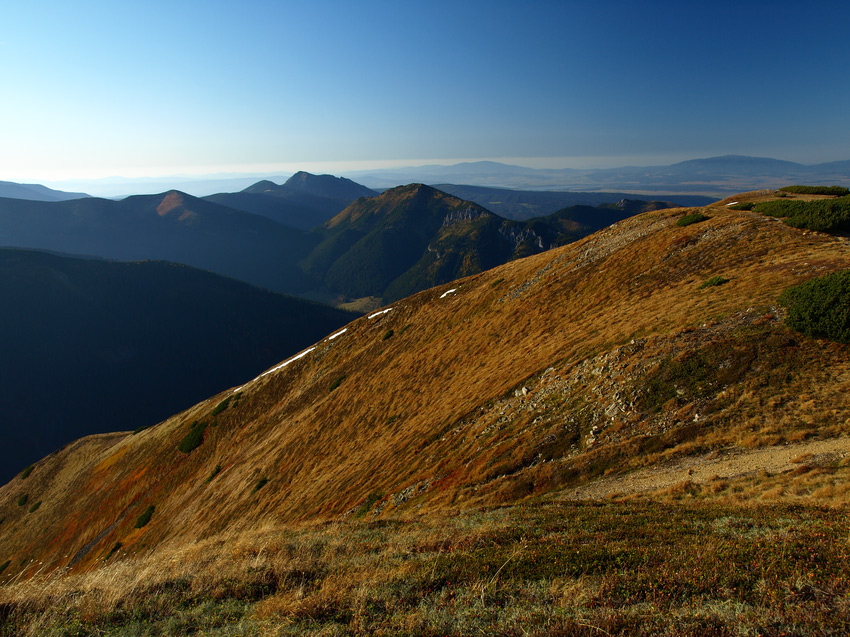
[
  {"x1": 726, "y1": 201, "x2": 739, "y2": 206},
  {"x1": 259, "y1": 347, "x2": 316, "y2": 378},
  {"x1": 439, "y1": 288, "x2": 457, "y2": 299},
  {"x1": 232, "y1": 345, "x2": 318, "y2": 392},
  {"x1": 368, "y1": 308, "x2": 393, "y2": 319},
  {"x1": 328, "y1": 328, "x2": 348, "y2": 340}
]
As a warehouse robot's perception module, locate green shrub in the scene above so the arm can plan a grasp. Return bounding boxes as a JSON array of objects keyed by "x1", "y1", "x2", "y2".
[
  {"x1": 206, "y1": 464, "x2": 222, "y2": 483},
  {"x1": 19, "y1": 465, "x2": 34, "y2": 479},
  {"x1": 135, "y1": 505, "x2": 155, "y2": 529},
  {"x1": 17, "y1": 494, "x2": 28, "y2": 507},
  {"x1": 251, "y1": 477, "x2": 268, "y2": 494},
  {"x1": 132, "y1": 425, "x2": 150, "y2": 435},
  {"x1": 178, "y1": 421, "x2": 208, "y2": 454},
  {"x1": 353, "y1": 492, "x2": 383, "y2": 518},
  {"x1": 329, "y1": 375, "x2": 346, "y2": 392},
  {"x1": 0, "y1": 559, "x2": 9, "y2": 575},
  {"x1": 106, "y1": 541, "x2": 123, "y2": 560},
  {"x1": 382, "y1": 329, "x2": 394, "y2": 340},
  {"x1": 779, "y1": 185, "x2": 850, "y2": 196},
  {"x1": 399, "y1": 324, "x2": 411, "y2": 335},
  {"x1": 676, "y1": 212, "x2": 710, "y2": 227},
  {"x1": 210, "y1": 396, "x2": 231, "y2": 417},
  {"x1": 698, "y1": 275, "x2": 729, "y2": 289},
  {"x1": 728, "y1": 202, "x2": 754, "y2": 211},
  {"x1": 27, "y1": 501, "x2": 41, "y2": 514},
  {"x1": 779, "y1": 270, "x2": 850, "y2": 343},
  {"x1": 753, "y1": 197, "x2": 850, "y2": 232}
]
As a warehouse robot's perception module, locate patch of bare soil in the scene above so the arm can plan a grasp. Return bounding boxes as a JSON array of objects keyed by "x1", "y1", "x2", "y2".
[{"x1": 562, "y1": 436, "x2": 850, "y2": 500}]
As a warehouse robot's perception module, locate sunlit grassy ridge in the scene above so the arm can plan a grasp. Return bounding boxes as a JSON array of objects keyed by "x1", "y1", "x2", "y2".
[{"x1": 1, "y1": 188, "x2": 850, "y2": 632}]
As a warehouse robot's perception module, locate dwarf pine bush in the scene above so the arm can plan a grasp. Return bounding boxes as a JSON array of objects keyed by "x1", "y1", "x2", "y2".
[
  {"x1": 135, "y1": 505, "x2": 155, "y2": 529},
  {"x1": 754, "y1": 198, "x2": 850, "y2": 232},
  {"x1": 676, "y1": 212, "x2": 710, "y2": 227},
  {"x1": 779, "y1": 270, "x2": 850, "y2": 343},
  {"x1": 178, "y1": 421, "x2": 208, "y2": 454},
  {"x1": 779, "y1": 185, "x2": 850, "y2": 196}
]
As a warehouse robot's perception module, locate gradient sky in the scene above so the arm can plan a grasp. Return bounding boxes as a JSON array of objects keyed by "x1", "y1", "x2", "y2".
[{"x1": 2, "y1": 0, "x2": 849, "y2": 183}]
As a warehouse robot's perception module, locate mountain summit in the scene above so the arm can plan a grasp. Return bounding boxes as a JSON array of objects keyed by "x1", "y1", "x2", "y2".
[
  {"x1": 301, "y1": 183, "x2": 649, "y2": 302},
  {"x1": 282, "y1": 171, "x2": 377, "y2": 201}
]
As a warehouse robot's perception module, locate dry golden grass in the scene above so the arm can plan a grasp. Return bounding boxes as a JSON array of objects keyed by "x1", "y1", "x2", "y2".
[
  {"x1": 3, "y1": 500, "x2": 850, "y2": 634},
  {"x1": 1, "y1": 192, "x2": 849, "y2": 593}
]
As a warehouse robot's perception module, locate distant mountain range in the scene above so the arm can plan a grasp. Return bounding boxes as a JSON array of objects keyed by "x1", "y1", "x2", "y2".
[
  {"x1": 0, "y1": 177, "x2": 676, "y2": 304},
  {"x1": 434, "y1": 184, "x2": 713, "y2": 220},
  {"x1": 0, "y1": 190, "x2": 313, "y2": 294},
  {"x1": 22, "y1": 154, "x2": 850, "y2": 199},
  {"x1": 343, "y1": 155, "x2": 850, "y2": 195},
  {"x1": 204, "y1": 171, "x2": 377, "y2": 230},
  {"x1": 0, "y1": 248, "x2": 358, "y2": 483},
  {"x1": 0, "y1": 180, "x2": 89, "y2": 202}
]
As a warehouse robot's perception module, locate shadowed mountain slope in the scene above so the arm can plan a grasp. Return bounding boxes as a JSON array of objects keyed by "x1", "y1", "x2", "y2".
[
  {"x1": 2, "y1": 190, "x2": 849, "y2": 579},
  {"x1": 301, "y1": 184, "x2": 655, "y2": 302},
  {"x1": 0, "y1": 191, "x2": 313, "y2": 294},
  {"x1": 0, "y1": 248, "x2": 358, "y2": 483}
]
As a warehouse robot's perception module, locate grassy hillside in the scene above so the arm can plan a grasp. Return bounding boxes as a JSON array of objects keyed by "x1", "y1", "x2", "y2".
[{"x1": 2, "y1": 189, "x2": 850, "y2": 633}]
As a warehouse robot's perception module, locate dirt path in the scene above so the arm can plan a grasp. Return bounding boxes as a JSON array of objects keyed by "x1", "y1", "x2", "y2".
[{"x1": 561, "y1": 437, "x2": 850, "y2": 500}]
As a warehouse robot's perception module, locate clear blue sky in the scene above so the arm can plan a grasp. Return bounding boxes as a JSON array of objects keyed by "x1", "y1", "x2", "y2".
[{"x1": 2, "y1": 0, "x2": 849, "y2": 182}]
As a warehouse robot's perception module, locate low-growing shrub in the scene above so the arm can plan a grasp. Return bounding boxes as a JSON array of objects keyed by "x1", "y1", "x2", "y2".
[
  {"x1": 382, "y1": 329, "x2": 394, "y2": 340},
  {"x1": 17, "y1": 494, "x2": 28, "y2": 507},
  {"x1": 353, "y1": 492, "x2": 383, "y2": 518},
  {"x1": 329, "y1": 375, "x2": 346, "y2": 392},
  {"x1": 753, "y1": 197, "x2": 850, "y2": 232},
  {"x1": 19, "y1": 465, "x2": 34, "y2": 479},
  {"x1": 210, "y1": 396, "x2": 231, "y2": 417},
  {"x1": 728, "y1": 202, "x2": 754, "y2": 211},
  {"x1": 135, "y1": 505, "x2": 155, "y2": 529},
  {"x1": 779, "y1": 270, "x2": 850, "y2": 343},
  {"x1": 106, "y1": 541, "x2": 122, "y2": 560},
  {"x1": 28, "y1": 501, "x2": 41, "y2": 514},
  {"x1": 206, "y1": 464, "x2": 222, "y2": 483},
  {"x1": 0, "y1": 559, "x2": 9, "y2": 575},
  {"x1": 178, "y1": 421, "x2": 208, "y2": 454},
  {"x1": 698, "y1": 275, "x2": 729, "y2": 289},
  {"x1": 676, "y1": 212, "x2": 710, "y2": 227},
  {"x1": 251, "y1": 477, "x2": 268, "y2": 494},
  {"x1": 779, "y1": 185, "x2": 850, "y2": 196}
]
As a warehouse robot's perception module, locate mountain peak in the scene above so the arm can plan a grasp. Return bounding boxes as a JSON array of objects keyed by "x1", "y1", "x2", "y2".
[
  {"x1": 282, "y1": 171, "x2": 376, "y2": 200},
  {"x1": 241, "y1": 179, "x2": 281, "y2": 194}
]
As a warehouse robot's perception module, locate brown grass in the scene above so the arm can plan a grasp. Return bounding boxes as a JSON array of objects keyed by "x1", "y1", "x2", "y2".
[{"x1": 3, "y1": 501, "x2": 850, "y2": 634}]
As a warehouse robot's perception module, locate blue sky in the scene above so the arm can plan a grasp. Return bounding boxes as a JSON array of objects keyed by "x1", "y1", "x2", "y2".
[{"x1": 2, "y1": 0, "x2": 849, "y2": 182}]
